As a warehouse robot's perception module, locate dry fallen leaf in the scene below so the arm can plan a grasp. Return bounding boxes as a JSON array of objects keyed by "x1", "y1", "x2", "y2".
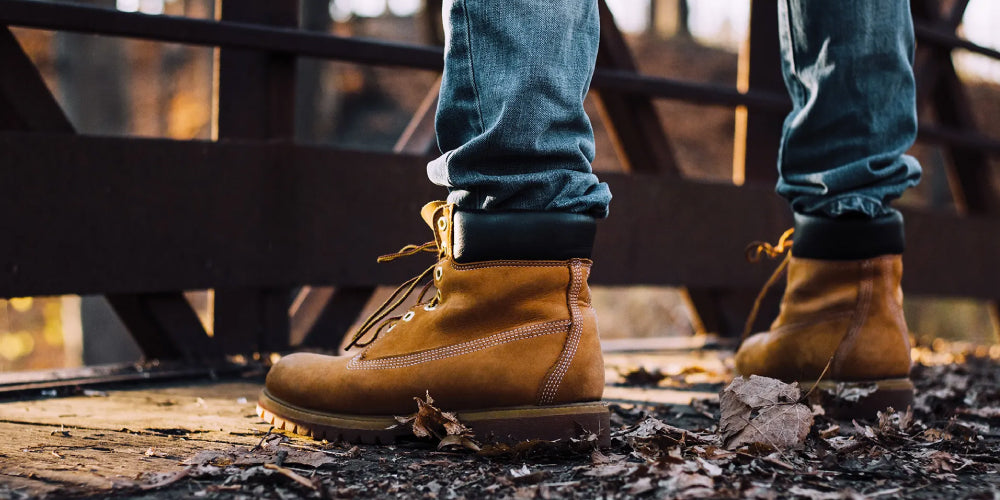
[
  {"x1": 624, "y1": 416, "x2": 713, "y2": 461},
  {"x1": 590, "y1": 449, "x2": 626, "y2": 465},
  {"x1": 438, "y1": 434, "x2": 481, "y2": 452},
  {"x1": 719, "y1": 375, "x2": 814, "y2": 450},
  {"x1": 144, "y1": 447, "x2": 169, "y2": 458},
  {"x1": 787, "y1": 486, "x2": 849, "y2": 499},
  {"x1": 263, "y1": 463, "x2": 319, "y2": 490},
  {"x1": 394, "y1": 391, "x2": 479, "y2": 449},
  {"x1": 584, "y1": 463, "x2": 632, "y2": 478},
  {"x1": 618, "y1": 366, "x2": 668, "y2": 387},
  {"x1": 626, "y1": 476, "x2": 656, "y2": 495},
  {"x1": 663, "y1": 472, "x2": 714, "y2": 498},
  {"x1": 956, "y1": 406, "x2": 1000, "y2": 419},
  {"x1": 140, "y1": 467, "x2": 191, "y2": 490},
  {"x1": 823, "y1": 382, "x2": 878, "y2": 403}
]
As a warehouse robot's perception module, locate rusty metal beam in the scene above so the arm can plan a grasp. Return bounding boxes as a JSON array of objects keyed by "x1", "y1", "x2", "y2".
[
  {"x1": 914, "y1": 23, "x2": 1000, "y2": 61},
  {"x1": 0, "y1": 2, "x2": 794, "y2": 113},
  {"x1": 211, "y1": 0, "x2": 298, "y2": 354},
  {"x1": 0, "y1": 27, "x2": 74, "y2": 132},
  {"x1": 0, "y1": 25, "x2": 214, "y2": 362},
  {"x1": 0, "y1": 132, "x2": 997, "y2": 300},
  {"x1": 4, "y1": 1, "x2": 997, "y2": 69},
  {"x1": 0, "y1": 360, "x2": 263, "y2": 400},
  {"x1": 105, "y1": 293, "x2": 217, "y2": 361},
  {"x1": 0, "y1": 0, "x2": 445, "y2": 70}
]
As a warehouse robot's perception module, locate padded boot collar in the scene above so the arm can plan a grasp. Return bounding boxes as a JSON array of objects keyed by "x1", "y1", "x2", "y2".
[
  {"x1": 792, "y1": 211, "x2": 904, "y2": 260},
  {"x1": 452, "y1": 209, "x2": 596, "y2": 263}
]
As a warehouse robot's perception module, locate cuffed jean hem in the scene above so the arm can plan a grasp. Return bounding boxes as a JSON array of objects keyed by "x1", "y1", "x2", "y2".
[{"x1": 427, "y1": 152, "x2": 612, "y2": 219}]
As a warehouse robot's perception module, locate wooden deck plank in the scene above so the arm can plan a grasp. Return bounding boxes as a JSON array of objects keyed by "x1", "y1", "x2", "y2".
[
  {"x1": 0, "y1": 351, "x2": 726, "y2": 497},
  {"x1": 0, "y1": 381, "x2": 273, "y2": 497},
  {"x1": 0, "y1": 382, "x2": 269, "y2": 436}
]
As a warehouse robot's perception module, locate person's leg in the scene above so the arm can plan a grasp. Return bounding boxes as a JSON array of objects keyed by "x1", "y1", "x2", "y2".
[
  {"x1": 428, "y1": 0, "x2": 611, "y2": 218},
  {"x1": 775, "y1": 0, "x2": 921, "y2": 220},
  {"x1": 737, "y1": 0, "x2": 921, "y2": 418},
  {"x1": 259, "y1": 1, "x2": 610, "y2": 443}
]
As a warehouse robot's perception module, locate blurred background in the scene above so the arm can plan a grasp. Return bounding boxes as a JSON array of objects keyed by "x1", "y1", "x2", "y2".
[{"x1": 2, "y1": 0, "x2": 999, "y2": 373}]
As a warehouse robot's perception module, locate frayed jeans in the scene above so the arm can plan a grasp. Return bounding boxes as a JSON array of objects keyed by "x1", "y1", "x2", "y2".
[{"x1": 427, "y1": 0, "x2": 921, "y2": 219}]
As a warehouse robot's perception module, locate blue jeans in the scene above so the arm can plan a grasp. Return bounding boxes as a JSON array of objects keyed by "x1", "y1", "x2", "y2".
[{"x1": 428, "y1": 0, "x2": 921, "y2": 219}]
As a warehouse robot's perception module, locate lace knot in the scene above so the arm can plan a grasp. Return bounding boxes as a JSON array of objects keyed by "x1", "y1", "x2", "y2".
[
  {"x1": 745, "y1": 228, "x2": 794, "y2": 262},
  {"x1": 346, "y1": 240, "x2": 442, "y2": 351}
]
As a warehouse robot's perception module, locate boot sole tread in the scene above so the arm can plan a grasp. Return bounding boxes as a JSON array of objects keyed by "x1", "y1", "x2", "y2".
[{"x1": 257, "y1": 389, "x2": 611, "y2": 446}]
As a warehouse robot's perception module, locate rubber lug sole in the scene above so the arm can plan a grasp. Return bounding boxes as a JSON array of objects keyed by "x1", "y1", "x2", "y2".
[
  {"x1": 257, "y1": 389, "x2": 611, "y2": 446},
  {"x1": 801, "y1": 378, "x2": 914, "y2": 420}
]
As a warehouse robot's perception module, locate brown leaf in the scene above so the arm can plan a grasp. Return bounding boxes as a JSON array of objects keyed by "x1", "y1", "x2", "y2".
[
  {"x1": 920, "y1": 428, "x2": 953, "y2": 442},
  {"x1": 728, "y1": 403, "x2": 813, "y2": 450},
  {"x1": 183, "y1": 449, "x2": 236, "y2": 467},
  {"x1": 508, "y1": 464, "x2": 550, "y2": 485},
  {"x1": 280, "y1": 449, "x2": 338, "y2": 468},
  {"x1": 263, "y1": 463, "x2": 319, "y2": 490},
  {"x1": 664, "y1": 472, "x2": 714, "y2": 498},
  {"x1": 956, "y1": 406, "x2": 1000, "y2": 419},
  {"x1": 692, "y1": 445, "x2": 736, "y2": 460},
  {"x1": 618, "y1": 366, "x2": 668, "y2": 387},
  {"x1": 823, "y1": 382, "x2": 879, "y2": 403},
  {"x1": 140, "y1": 467, "x2": 191, "y2": 490},
  {"x1": 818, "y1": 424, "x2": 840, "y2": 438},
  {"x1": 624, "y1": 417, "x2": 704, "y2": 461},
  {"x1": 437, "y1": 434, "x2": 481, "y2": 452},
  {"x1": 396, "y1": 391, "x2": 477, "y2": 448},
  {"x1": 695, "y1": 457, "x2": 723, "y2": 477},
  {"x1": 720, "y1": 376, "x2": 813, "y2": 450},
  {"x1": 584, "y1": 463, "x2": 632, "y2": 478},
  {"x1": 786, "y1": 486, "x2": 849, "y2": 499}
]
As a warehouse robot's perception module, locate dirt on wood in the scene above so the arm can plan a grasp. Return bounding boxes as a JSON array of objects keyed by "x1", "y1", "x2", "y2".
[{"x1": 2, "y1": 345, "x2": 1000, "y2": 500}]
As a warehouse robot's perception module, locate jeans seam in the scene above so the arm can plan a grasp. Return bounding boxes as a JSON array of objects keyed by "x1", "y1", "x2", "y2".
[
  {"x1": 459, "y1": 0, "x2": 486, "y2": 135},
  {"x1": 777, "y1": 0, "x2": 805, "y2": 188}
]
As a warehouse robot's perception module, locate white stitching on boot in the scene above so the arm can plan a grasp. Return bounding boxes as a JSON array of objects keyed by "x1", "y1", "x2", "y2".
[
  {"x1": 538, "y1": 260, "x2": 585, "y2": 404},
  {"x1": 346, "y1": 320, "x2": 570, "y2": 370}
]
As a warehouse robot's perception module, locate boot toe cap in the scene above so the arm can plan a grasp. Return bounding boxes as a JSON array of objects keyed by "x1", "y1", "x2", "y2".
[{"x1": 265, "y1": 352, "x2": 339, "y2": 409}]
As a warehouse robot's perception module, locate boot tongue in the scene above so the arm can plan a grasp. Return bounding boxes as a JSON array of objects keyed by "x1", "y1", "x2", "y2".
[
  {"x1": 420, "y1": 201, "x2": 448, "y2": 229},
  {"x1": 420, "y1": 201, "x2": 453, "y2": 257}
]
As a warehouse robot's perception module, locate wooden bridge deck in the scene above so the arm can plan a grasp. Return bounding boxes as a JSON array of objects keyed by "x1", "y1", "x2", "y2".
[{"x1": 0, "y1": 348, "x2": 729, "y2": 498}]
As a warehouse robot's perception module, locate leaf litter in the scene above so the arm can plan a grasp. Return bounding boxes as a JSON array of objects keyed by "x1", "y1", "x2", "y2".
[
  {"x1": 719, "y1": 375, "x2": 814, "y2": 450},
  {"x1": 102, "y1": 345, "x2": 1000, "y2": 499}
]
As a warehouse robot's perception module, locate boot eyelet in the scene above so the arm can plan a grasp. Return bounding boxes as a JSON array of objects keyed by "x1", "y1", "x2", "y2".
[
  {"x1": 423, "y1": 303, "x2": 437, "y2": 311},
  {"x1": 434, "y1": 267, "x2": 443, "y2": 280},
  {"x1": 402, "y1": 311, "x2": 415, "y2": 322},
  {"x1": 386, "y1": 323, "x2": 396, "y2": 332},
  {"x1": 437, "y1": 218, "x2": 447, "y2": 231}
]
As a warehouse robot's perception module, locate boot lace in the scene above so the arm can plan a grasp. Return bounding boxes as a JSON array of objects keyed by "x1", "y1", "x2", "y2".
[
  {"x1": 741, "y1": 228, "x2": 794, "y2": 344},
  {"x1": 344, "y1": 240, "x2": 443, "y2": 351}
]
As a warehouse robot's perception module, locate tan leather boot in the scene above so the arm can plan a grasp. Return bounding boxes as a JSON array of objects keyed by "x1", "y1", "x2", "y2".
[
  {"x1": 736, "y1": 213, "x2": 914, "y2": 418},
  {"x1": 258, "y1": 201, "x2": 609, "y2": 444}
]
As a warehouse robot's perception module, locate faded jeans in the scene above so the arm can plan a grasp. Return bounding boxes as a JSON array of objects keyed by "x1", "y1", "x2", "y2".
[{"x1": 427, "y1": 0, "x2": 922, "y2": 219}]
